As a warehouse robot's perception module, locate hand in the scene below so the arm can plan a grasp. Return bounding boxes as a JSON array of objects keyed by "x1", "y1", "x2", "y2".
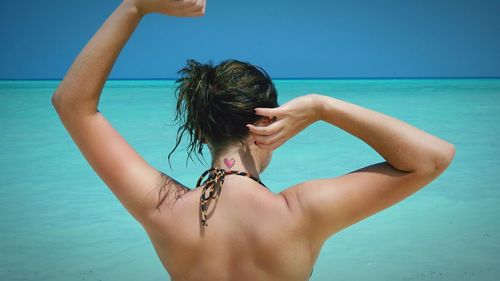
[
  {"x1": 247, "y1": 94, "x2": 322, "y2": 150},
  {"x1": 124, "y1": 0, "x2": 206, "y2": 17}
]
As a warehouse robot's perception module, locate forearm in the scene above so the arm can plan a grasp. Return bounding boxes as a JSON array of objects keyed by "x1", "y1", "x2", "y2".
[
  {"x1": 52, "y1": 1, "x2": 143, "y2": 114},
  {"x1": 313, "y1": 94, "x2": 454, "y2": 173}
]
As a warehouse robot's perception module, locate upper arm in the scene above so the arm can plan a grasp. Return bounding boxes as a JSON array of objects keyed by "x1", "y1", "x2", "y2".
[
  {"x1": 53, "y1": 104, "x2": 188, "y2": 223},
  {"x1": 280, "y1": 160, "x2": 452, "y2": 242}
]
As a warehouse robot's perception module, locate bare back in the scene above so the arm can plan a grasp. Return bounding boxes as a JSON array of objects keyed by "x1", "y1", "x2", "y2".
[
  {"x1": 140, "y1": 158, "x2": 454, "y2": 281},
  {"x1": 142, "y1": 176, "x2": 319, "y2": 281}
]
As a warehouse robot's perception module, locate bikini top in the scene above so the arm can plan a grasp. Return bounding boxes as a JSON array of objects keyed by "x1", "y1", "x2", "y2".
[{"x1": 196, "y1": 168, "x2": 268, "y2": 229}]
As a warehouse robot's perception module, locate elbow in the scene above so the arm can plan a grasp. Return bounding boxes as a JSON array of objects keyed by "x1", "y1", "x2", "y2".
[
  {"x1": 415, "y1": 143, "x2": 456, "y2": 175},
  {"x1": 51, "y1": 92, "x2": 72, "y2": 113},
  {"x1": 51, "y1": 90, "x2": 97, "y2": 114},
  {"x1": 432, "y1": 143, "x2": 456, "y2": 172},
  {"x1": 51, "y1": 92, "x2": 70, "y2": 115},
  {"x1": 51, "y1": 92, "x2": 61, "y2": 108}
]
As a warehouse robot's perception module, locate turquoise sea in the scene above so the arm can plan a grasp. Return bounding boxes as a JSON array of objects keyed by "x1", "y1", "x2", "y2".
[{"x1": 1, "y1": 79, "x2": 499, "y2": 281}]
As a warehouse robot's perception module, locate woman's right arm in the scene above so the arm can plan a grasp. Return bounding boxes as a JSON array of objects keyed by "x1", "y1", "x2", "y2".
[{"x1": 248, "y1": 94, "x2": 455, "y2": 242}]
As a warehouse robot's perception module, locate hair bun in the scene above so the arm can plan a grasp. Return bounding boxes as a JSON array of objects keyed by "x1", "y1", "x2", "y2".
[
  {"x1": 170, "y1": 58, "x2": 278, "y2": 166},
  {"x1": 181, "y1": 60, "x2": 217, "y2": 101}
]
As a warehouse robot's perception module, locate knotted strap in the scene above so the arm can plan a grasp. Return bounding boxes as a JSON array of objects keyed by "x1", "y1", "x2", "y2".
[{"x1": 196, "y1": 168, "x2": 267, "y2": 229}]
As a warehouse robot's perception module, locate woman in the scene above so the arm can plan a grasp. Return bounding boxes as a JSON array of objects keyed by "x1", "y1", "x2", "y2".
[{"x1": 51, "y1": 0, "x2": 456, "y2": 280}]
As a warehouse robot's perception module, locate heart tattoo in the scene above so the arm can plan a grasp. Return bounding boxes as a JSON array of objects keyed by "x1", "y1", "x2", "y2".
[{"x1": 223, "y1": 158, "x2": 236, "y2": 169}]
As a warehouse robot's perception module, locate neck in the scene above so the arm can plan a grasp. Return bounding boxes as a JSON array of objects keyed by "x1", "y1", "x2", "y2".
[{"x1": 210, "y1": 144, "x2": 261, "y2": 178}]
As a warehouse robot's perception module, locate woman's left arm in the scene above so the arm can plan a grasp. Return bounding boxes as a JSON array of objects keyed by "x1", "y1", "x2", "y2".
[{"x1": 51, "y1": 0, "x2": 205, "y2": 224}]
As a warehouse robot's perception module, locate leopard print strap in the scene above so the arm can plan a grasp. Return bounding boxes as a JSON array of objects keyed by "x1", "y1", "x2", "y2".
[{"x1": 196, "y1": 168, "x2": 267, "y2": 229}]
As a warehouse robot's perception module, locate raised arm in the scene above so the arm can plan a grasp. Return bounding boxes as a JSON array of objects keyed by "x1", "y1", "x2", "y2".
[
  {"x1": 51, "y1": 0, "x2": 205, "y2": 223},
  {"x1": 248, "y1": 94, "x2": 455, "y2": 242},
  {"x1": 316, "y1": 94, "x2": 455, "y2": 173}
]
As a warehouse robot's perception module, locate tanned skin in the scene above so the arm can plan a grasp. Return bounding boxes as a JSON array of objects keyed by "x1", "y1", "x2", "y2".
[{"x1": 52, "y1": 1, "x2": 455, "y2": 280}]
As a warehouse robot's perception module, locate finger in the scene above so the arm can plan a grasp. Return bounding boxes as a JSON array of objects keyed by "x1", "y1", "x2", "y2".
[
  {"x1": 158, "y1": 0, "x2": 196, "y2": 15},
  {"x1": 183, "y1": 10, "x2": 204, "y2": 16},
  {"x1": 252, "y1": 130, "x2": 284, "y2": 145},
  {"x1": 255, "y1": 135, "x2": 286, "y2": 150},
  {"x1": 194, "y1": 0, "x2": 206, "y2": 11},
  {"x1": 183, "y1": 0, "x2": 205, "y2": 12},
  {"x1": 254, "y1": 107, "x2": 282, "y2": 118},
  {"x1": 168, "y1": 0, "x2": 198, "y2": 9},
  {"x1": 246, "y1": 122, "x2": 281, "y2": 136},
  {"x1": 178, "y1": 0, "x2": 204, "y2": 14}
]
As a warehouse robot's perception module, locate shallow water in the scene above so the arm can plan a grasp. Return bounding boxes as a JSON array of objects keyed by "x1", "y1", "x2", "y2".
[{"x1": 1, "y1": 79, "x2": 499, "y2": 281}]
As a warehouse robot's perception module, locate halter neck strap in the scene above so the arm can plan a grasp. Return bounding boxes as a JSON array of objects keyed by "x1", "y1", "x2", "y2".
[{"x1": 196, "y1": 168, "x2": 267, "y2": 229}]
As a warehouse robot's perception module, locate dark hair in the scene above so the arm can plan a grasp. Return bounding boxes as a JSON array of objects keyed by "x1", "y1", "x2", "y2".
[{"x1": 168, "y1": 59, "x2": 278, "y2": 165}]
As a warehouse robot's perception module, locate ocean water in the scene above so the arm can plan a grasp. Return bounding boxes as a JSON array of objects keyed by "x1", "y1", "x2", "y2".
[{"x1": 0, "y1": 79, "x2": 499, "y2": 281}]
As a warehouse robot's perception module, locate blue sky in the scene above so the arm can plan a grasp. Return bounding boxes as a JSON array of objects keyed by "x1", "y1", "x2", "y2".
[{"x1": 1, "y1": 0, "x2": 499, "y2": 79}]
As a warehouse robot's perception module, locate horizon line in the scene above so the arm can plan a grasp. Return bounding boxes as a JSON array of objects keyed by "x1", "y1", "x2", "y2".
[{"x1": 1, "y1": 76, "x2": 500, "y2": 81}]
